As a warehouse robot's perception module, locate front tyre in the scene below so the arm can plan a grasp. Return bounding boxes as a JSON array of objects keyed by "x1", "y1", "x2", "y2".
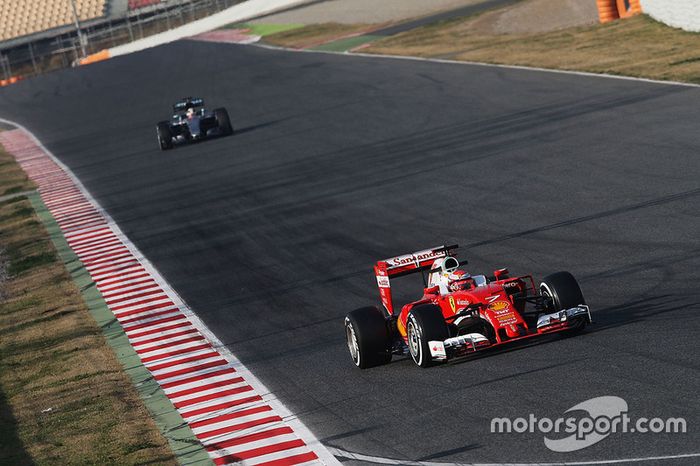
[
  {"x1": 406, "y1": 304, "x2": 449, "y2": 368},
  {"x1": 213, "y1": 107, "x2": 233, "y2": 136},
  {"x1": 540, "y1": 271, "x2": 587, "y2": 334},
  {"x1": 345, "y1": 306, "x2": 391, "y2": 369},
  {"x1": 156, "y1": 122, "x2": 173, "y2": 150}
]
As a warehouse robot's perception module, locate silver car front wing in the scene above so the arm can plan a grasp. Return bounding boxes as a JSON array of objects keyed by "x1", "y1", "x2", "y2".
[
  {"x1": 536, "y1": 304, "x2": 591, "y2": 329},
  {"x1": 429, "y1": 333, "x2": 490, "y2": 360}
]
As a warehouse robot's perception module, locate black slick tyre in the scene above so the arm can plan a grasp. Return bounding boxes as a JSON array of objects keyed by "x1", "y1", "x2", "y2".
[
  {"x1": 406, "y1": 304, "x2": 449, "y2": 368},
  {"x1": 345, "y1": 306, "x2": 391, "y2": 369},
  {"x1": 540, "y1": 271, "x2": 587, "y2": 334},
  {"x1": 157, "y1": 121, "x2": 173, "y2": 150},
  {"x1": 214, "y1": 107, "x2": 233, "y2": 135}
]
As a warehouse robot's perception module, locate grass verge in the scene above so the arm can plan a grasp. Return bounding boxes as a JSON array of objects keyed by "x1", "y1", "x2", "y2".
[
  {"x1": 262, "y1": 22, "x2": 376, "y2": 49},
  {"x1": 0, "y1": 144, "x2": 33, "y2": 196},
  {"x1": 261, "y1": 13, "x2": 700, "y2": 84},
  {"x1": 0, "y1": 144, "x2": 177, "y2": 464},
  {"x1": 366, "y1": 14, "x2": 700, "y2": 84},
  {"x1": 223, "y1": 22, "x2": 305, "y2": 36}
]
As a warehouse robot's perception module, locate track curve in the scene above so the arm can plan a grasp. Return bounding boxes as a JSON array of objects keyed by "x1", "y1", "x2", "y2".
[{"x1": 1, "y1": 40, "x2": 699, "y2": 464}]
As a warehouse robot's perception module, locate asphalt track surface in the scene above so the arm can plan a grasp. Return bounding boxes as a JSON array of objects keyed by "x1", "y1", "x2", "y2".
[{"x1": 1, "y1": 41, "x2": 699, "y2": 464}]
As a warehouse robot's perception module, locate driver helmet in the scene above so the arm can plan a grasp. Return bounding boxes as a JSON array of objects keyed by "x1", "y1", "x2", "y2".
[
  {"x1": 446, "y1": 269, "x2": 472, "y2": 291},
  {"x1": 440, "y1": 256, "x2": 471, "y2": 291},
  {"x1": 186, "y1": 107, "x2": 195, "y2": 118},
  {"x1": 431, "y1": 256, "x2": 471, "y2": 293}
]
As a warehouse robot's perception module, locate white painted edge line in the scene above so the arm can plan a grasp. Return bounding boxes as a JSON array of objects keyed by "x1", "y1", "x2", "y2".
[
  {"x1": 0, "y1": 117, "x2": 340, "y2": 466},
  {"x1": 327, "y1": 447, "x2": 700, "y2": 466},
  {"x1": 250, "y1": 42, "x2": 700, "y2": 89}
]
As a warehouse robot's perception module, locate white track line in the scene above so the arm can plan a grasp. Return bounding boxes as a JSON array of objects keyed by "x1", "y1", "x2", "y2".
[
  {"x1": 252, "y1": 43, "x2": 700, "y2": 89},
  {"x1": 326, "y1": 447, "x2": 700, "y2": 465}
]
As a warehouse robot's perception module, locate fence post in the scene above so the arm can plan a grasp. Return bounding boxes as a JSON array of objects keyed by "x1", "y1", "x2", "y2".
[
  {"x1": 71, "y1": 39, "x2": 80, "y2": 65},
  {"x1": 137, "y1": 12, "x2": 144, "y2": 39},
  {"x1": 69, "y1": 0, "x2": 88, "y2": 57},
  {"x1": 28, "y1": 42, "x2": 39, "y2": 75},
  {"x1": 0, "y1": 55, "x2": 11, "y2": 81},
  {"x1": 107, "y1": 19, "x2": 117, "y2": 48},
  {"x1": 178, "y1": 0, "x2": 186, "y2": 26},
  {"x1": 125, "y1": 14, "x2": 135, "y2": 42}
]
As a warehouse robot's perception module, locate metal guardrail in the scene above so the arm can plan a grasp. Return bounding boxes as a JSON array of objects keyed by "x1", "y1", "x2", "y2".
[{"x1": 0, "y1": 0, "x2": 240, "y2": 80}]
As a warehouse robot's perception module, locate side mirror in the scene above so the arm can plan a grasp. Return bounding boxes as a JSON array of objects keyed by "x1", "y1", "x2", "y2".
[{"x1": 494, "y1": 268, "x2": 509, "y2": 280}]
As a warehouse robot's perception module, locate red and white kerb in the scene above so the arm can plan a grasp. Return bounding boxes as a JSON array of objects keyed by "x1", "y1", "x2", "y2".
[{"x1": 0, "y1": 128, "x2": 330, "y2": 466}]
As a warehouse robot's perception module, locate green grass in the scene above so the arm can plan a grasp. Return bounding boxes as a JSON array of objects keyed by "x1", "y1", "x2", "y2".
[
  {"x1": 311, "y1": 34, "x2": 383, "y2": 52},
  {"x1": 224, "y1": 22, "x2": 304, "y2": 36},
  {"x1": 0, "y1": 152, "x2": 34, "y2": 195},
  {"x1": 7, "y1": 251, "x2": 56, "y2": 275},
  {"x1": 0, "y1": 204, "x2": 33, "y2": 222},
  {"x1": 3, "y1": 186, "x2": 27, "y2": 195},
  {"x1": 263, "y1": 22, "x2": 375, "y2": 49}
]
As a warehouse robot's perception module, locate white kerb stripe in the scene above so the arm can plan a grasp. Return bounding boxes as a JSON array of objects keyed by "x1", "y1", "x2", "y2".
[{"x1": 208, "y1": 433, "x2": 301, "y2": 458}]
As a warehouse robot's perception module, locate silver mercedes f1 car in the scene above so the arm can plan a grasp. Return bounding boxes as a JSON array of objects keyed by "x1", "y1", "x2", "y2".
[{"x1": 156, "y1": 97, "x2": 233, "y2": 150}]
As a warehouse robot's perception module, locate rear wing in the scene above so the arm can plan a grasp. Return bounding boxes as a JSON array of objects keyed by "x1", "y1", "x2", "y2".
[
  {"x1": 173, "y1": 97, "x2": 204, "y2": 112},
  {"x1": 374, "y1": 244, "x2": 458, "y2": 315}
]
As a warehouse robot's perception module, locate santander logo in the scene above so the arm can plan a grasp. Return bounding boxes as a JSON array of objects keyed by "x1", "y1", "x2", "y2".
[{"x1": 387, "y1": 249, "x2": 443, "y2": 268}]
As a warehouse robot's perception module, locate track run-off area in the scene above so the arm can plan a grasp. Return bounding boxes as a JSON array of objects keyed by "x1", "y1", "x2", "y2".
[{"x1": 0, "y1": 39, "x2": 699, "y2": 464}]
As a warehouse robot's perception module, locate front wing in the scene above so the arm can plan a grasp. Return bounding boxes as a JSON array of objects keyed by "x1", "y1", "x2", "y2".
[{"x1": 428, "y1": 305, "x2": 591, "y2": 362}]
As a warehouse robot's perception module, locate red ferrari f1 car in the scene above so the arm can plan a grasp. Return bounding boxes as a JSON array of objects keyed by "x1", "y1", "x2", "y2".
[{"x1": 344, "y1": 244, "x2": 591, "y2": 368}]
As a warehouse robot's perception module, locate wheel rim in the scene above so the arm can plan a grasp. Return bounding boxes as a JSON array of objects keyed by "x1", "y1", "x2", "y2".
[
  {"x1": 345, "y1": 322, "x2": 360, "y2": 366},
  {"x1": 407, "y1": 320, "x2": 420, "y2": 362},
  {"x1": 540, "y1": 284, "x2": 555, "y2": 311},
  {"x1": 542, "y1": 288, "x2": 551, "y2": 303}
]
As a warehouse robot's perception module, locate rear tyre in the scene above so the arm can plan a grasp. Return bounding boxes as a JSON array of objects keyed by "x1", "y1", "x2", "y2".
[
  {"x1": 540, "y1": 271, "x2": 587, "y2": 334},
  {"x1": 406, "y1": 304, "x2": 449, "y2": 368},
  {"x1": 345, "y1": 306, "x2": 391, "y2": 369},
  {"x1": 157, "y1": 122, "x2": 173, "y2": 150},
  {"x1": 214, "y1": 107, "x2": 233, "y2": 135}
]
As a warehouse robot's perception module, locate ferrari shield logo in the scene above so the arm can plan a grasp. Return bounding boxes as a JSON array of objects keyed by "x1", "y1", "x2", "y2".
[{"x1": 448, "y1": 296, "x2": 456, "y2": 313}]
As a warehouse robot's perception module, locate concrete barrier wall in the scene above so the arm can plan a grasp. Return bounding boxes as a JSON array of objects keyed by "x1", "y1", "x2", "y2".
[{"x1": 640, "y1": 0, "x2": 700, "y2": 32}]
